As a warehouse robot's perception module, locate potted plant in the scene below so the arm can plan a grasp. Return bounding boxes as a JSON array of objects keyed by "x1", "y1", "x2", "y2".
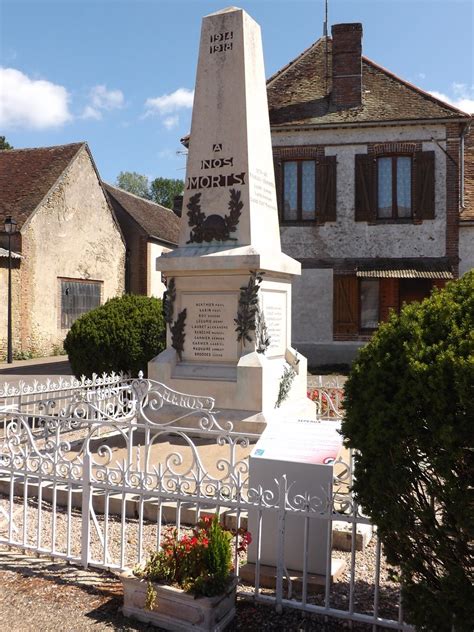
[{"x1": 121, "y1": 515, "x2": 251, "y2": 631}]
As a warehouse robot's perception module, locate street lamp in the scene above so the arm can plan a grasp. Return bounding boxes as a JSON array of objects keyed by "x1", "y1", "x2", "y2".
[{"x1": 4, "y1": 216, "x2": 17, "y2": 364}]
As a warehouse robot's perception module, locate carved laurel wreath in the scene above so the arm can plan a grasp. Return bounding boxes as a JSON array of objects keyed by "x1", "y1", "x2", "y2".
[
  {"x1": 235, "y1": 271, "x2": 271, "y2": 354},
  {"x1": 187, "y1": 188, "x2": 243, "y2": 244}
]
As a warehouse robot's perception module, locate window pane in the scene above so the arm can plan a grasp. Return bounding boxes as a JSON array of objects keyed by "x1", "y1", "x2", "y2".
[
  {"x1": 360, "y1": 279, "x2": 379, "y2": 329},
  {"x1": 397, "y1": 157, "x2": 412, "y2": 217},
  {"x1": 377, "y1": 157, "x2": 392, "y2": 218},
  {"x1": 283, "y1": 161, "x2": 298, "y2": 220},
  {"x1": 301, "y1": 161, "x2": 316, "y2": 220},
  {"x1": 61, "y1": 280, "x2": 101, "y2": 329}
]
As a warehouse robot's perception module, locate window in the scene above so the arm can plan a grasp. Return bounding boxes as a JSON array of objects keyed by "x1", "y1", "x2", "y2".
[
  {"x1": 355, "y1": 151, "x2": 435, "y2": 222},
  {"x1": 334, "y1": 274, "x2": 439, "y2": 339},
  {"x1": 283, "y1": 160, "x2": 316, "y2": 221},
  {"x1": 60, "y1": 279, "x2": 101, "y2": 329},
  {"x1": 377, "y1": 156, "x2": 412, "y2": 219},
  {"x1": 359, "y1": 279, "x2": 379, "y2": 329},
  {"x1": 278, "y1": 155, "x2": 337, "y2": 223}
]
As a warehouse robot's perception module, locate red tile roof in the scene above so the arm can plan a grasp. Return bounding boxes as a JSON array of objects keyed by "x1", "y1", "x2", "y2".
[
  {"x1": 267, "y1": 38, "x2": 471, "y2": 128},
  {"x1": 0, "y1": 143, "x2": 85, "y2": 230},
  {"x1": 103, "y1": 183, "x2": 179, "y2": 245}
]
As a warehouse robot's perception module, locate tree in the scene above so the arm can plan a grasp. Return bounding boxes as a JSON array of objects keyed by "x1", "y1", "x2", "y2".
[
  {"x1": 341, "y1": 272, "x2": 474, "y2": 631},
  {"x1": 0, "y1": 136, "x2": 13, "y2": 150},
  {"x1": 116, "y1": 171, "x2": 150, "y2": 199},
  {"x1": 150, "y1": 177, "x2": 184, "y2": 209},
  {"x1": 64, "y1": 294, "x2": 166, "y2": 378}
]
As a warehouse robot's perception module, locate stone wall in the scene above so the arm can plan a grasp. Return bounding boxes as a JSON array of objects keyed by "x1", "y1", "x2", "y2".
[
  {"x1": 16, "y1": 147, "x2": 125, "y2": 356},
  {"x1": 273, "y1": 123, "x2": 454, "y2": 365}
]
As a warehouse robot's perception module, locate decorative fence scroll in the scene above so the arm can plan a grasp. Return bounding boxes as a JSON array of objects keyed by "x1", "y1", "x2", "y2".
[{"x1": 0, "y1": 374, "x2": 411, "y2": 631}]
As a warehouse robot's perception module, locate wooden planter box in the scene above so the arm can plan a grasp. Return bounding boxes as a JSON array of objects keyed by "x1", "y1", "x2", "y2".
[{"x1": 120, "y1": 572, "x2": 237, "y2": 631}]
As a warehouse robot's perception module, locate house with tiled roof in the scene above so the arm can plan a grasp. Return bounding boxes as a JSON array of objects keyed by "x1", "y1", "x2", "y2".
[
  {"x1": 103, "y1": 183, "x2": 179, "y2": 297},
  {"x1": 268, "y1": 23, "x2": 472, "y2": 365},
  {"x1": 0, "y1": 143, "x2": 125, "y2": 359}
]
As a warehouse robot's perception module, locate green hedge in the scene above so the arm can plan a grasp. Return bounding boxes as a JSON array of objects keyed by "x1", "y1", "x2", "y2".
[
  {"x1": 64, "y1": 294, "x2": 166, "y2": 378},
  {"x1": 341, "y1": 272, "x2": 474, "y2": 631}
]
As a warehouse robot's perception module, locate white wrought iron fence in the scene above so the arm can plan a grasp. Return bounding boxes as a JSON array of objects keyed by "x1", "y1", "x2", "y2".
[{"x1": 0, "y1": 374, "x2": 412, "y2": 631}]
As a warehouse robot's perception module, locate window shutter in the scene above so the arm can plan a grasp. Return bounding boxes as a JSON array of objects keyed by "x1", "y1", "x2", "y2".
[
  {"x1": 414, "y1": 151, "x2": 435, "y2": 220},
  {"x1": 333, "y1": 275, "x2": 359, "y2": 335},
  {"x1": 355, "y1": 154, "x2": 376, "y2": 221},
  {"x1": 273, "y1": 155, "x2": 283, "y2": 220},
  {"x1": 379, "y1": 278, "x2": 399, "y2": 322},
  {"x1": 317, "y1": 155, "x2": 337, "y2": 222}
]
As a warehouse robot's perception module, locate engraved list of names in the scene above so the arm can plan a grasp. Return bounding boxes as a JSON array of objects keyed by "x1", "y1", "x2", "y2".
[{"x1": 182, "y1": 293, "x2": 238, "y2": 362}]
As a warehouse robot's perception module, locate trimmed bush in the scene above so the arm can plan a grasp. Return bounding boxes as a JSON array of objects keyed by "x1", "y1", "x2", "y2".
[
  {"x1": 341, "y1": 272, "x2": 474, "y2": 631},
  {"x1": 64, "y1": 294, "x2": 166, "y2": 378}
]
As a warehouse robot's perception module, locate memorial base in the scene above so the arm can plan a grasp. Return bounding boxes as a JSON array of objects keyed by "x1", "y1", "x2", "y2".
[
  {"x1": 239, "y1": 558, "x2": 346, "y2": 591},
  {"x1": 148, "y1": 346, "x2": 316, "y2": 432}
]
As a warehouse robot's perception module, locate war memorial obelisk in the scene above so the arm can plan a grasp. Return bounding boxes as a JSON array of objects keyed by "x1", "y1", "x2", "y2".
[{"x1": 149, "y1": 7, "x2": 316, "y2": 427}]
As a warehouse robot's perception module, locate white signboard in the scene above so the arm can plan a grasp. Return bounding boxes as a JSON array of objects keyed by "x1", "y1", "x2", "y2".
[
  {"x1": 248, "y1": 418, "x2": 343, "y2": 575},
  {"x1": 251, "y1": 418, "x2": 342, "y2": 465}
]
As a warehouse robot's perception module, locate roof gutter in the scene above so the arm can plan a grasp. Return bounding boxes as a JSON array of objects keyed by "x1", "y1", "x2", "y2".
[
  {"x1": 270, "y1": 116, "x2": 471, "y2": 133},
  {"x1": 149, "y1": 235, "x2": 178, "y2": 248}
]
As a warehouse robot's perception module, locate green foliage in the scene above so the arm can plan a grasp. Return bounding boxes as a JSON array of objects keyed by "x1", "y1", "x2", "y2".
[
  {"x1": 194, "y1": 514, "x2": 233, "y2": 597},
  {"x1": 135, "y1": 515, "x2": 250, "y2": 599},
  {"x1": 0, "y1": 136, "x2": 13, "y2": 150},
  {"x1": 150, "y1": 177, "x2": 184, "y2": 208},
  {"x1": 115, "y1": 171, "x2": 151, "y2": 199},
  {"x1": 341, "y1": 272, "x2": 474, "y2": 631},
  {"x1": 115, "y1": 172, "x2": 184, "y2": 209},
  {"x1": 64, "y1": 294, "x2": 166, "y2": 378}
]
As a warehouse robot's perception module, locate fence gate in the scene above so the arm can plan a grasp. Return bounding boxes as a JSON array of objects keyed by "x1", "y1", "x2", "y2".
[{"x1": 0, "y1": 373, "x2": 412, "y2": 631}]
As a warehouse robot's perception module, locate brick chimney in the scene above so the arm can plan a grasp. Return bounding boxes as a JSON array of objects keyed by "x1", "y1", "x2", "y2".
[{"x1": 331, "y1": 23, "x2": 363, "y2": 108}]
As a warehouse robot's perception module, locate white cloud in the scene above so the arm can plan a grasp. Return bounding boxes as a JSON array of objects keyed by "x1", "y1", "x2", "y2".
[
  {"x1": 143, "y1": 87, "x2": 193, "y2": 129},
  {"x1": 163, "y1": 115, "x2": 179, "y2": 129},
  {"x1": 90, "y1": 84, "x2": 124, "y2": 110},
  {"x1": 0, "y1": 67, "x2": 72, "y2": 129},
  {"x1": 145, "y1": 88, "x2": 194, "y2": 116},
  {"x1": 81, "y1": 105, "x2": 102, "y2": 120},
  {"x1": 428, "y1": 83, "x2": 474, "y2": 114},
  {"x1": 80, "y1": 84, "x2": 124, "y2": 120}
]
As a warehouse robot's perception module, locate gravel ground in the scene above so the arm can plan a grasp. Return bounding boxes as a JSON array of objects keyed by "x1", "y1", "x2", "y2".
[
  {"x1": 0, "y1": 495, "x2": 402, "y2": 631},
  {"x1": 0, "y1": 550, "x2": 379, "y2": 631}
]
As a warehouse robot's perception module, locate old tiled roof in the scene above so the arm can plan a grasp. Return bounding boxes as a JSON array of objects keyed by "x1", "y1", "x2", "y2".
[
  {"x1": 0, "y1": 143, "x2": 85, "y2": 230},
  {"x1": 356, "y1": 258, "x2": 454, "y2": 279},
  {"x1": 103, "y1": 183, "x2": 179, "y2": 245},
  {"x1": 267, "y1": 38, "x2": 471, "y2": 128}
]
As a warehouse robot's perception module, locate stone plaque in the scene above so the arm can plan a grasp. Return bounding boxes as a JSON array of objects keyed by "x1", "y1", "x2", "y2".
[
  {"x1": 261, "y1": 290, "x2": 287, "y2": 357},
  {"x1": 181, "y1": 292, "x2": 238, "y2": 363}
]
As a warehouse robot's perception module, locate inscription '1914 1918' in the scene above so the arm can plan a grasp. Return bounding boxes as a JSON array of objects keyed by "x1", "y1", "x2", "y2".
[{"x1": 210, "y1": 31, "x2": 233, "y2": 54}]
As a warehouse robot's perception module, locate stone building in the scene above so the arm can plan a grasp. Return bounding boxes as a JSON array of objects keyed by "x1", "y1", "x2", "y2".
[
  {"x1": 103, "y1": 183, "x2": 179, "y2": 298},
  {"x1": 267, "y1": 22, "x2": 473, "y2": 365},
  {"x1": 0, "y1": 143, "x2": 125, "y2": 358}
]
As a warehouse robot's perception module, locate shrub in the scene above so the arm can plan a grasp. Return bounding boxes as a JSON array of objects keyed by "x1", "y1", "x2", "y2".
[
  {"x1": 64, "y1": 294, "x2": 166, "y2": 378},
  {"x1": 135, "y1": 515, "x2": 251, "y2": 600},
  {"x1": 341, "y1": 272, "x2": 474, "y2": 631}
]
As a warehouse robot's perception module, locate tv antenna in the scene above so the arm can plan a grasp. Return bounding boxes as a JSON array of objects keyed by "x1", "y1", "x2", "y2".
[{"x1": 324, "y1": 0, "x2": 329, "y2": 95}]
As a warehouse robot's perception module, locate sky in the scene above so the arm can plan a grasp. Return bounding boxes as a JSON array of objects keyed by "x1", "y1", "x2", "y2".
[{"x1": 0, "y1": 0, "x2": 473, "y2": 185}]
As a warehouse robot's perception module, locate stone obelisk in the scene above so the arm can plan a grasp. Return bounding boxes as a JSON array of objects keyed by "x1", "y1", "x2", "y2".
[{"x1": 149, "y1": 7, "x2": 315, "y2": 427}]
